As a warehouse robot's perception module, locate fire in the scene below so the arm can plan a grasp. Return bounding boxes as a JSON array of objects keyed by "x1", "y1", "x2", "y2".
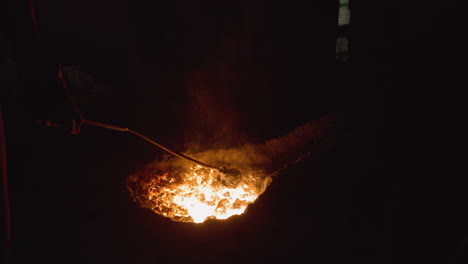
[{"x1": 128, "y1": 165, "x2": 271, "y2": 223}]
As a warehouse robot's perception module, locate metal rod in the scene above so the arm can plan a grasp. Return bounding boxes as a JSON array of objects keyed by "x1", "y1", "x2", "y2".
[{"x1": 82, "y1": 119, "x2": 221, "y2": 172}]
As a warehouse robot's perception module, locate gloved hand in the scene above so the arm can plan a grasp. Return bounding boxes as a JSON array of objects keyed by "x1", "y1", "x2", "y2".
[{"x1": 33, "y1": 107, "x2": 82, "y2": 135}]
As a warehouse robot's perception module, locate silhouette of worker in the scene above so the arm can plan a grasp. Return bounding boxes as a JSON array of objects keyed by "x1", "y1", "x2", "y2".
[{"x1": 1, "y1": 0, "x2": 82, "y2": 250}]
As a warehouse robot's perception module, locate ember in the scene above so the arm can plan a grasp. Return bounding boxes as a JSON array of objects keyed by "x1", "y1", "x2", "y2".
[
  {"x1": 126, "y1": 114, "x2": 341, "y2": 223},
  {"x1": 127, "y1": 164, "x2": 271, "y2": 223}
]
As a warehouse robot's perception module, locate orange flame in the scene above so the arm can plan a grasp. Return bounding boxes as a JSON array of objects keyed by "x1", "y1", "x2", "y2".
[{"x1": 128, "y1": 165, "x2": 271, "y2": 223}]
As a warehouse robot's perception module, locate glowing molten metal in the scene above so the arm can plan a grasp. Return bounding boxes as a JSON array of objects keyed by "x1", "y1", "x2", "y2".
[{"x1": 128, "y1": 165, "x2": 271, "y2": 223}]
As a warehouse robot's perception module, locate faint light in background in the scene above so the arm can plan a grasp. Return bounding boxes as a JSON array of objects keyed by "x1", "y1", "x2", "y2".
[
  {"x1": 338, "y1": 0, "x2": 351, "y2": 26},
  {"x1": 336, "y1": 0, "x2": 351, "y2": 63},
  {"x1": 336, "y1": 37, "x2": 349, "y2": 63}
]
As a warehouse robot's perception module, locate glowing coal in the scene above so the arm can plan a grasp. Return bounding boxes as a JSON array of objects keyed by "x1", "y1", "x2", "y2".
[
  {"x1": 127, "y1": 114, "x2": 342, "y2": 223},
  {"x1": 127, "y1": 163, "x2": 271, "y2": 223}
]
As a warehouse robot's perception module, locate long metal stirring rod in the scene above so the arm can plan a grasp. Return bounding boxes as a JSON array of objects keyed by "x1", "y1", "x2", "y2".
[{"x1": 83, "y1": 119, "x2": 221, "y2": 172}]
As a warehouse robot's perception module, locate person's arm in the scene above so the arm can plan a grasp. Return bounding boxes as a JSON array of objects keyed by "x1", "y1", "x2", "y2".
[
  {"x1": 3, "y1": 0, "x2": 83, "y2": 134},
  {"x1": 29, "y1": 63, "x2": 83, "y2": 135}
]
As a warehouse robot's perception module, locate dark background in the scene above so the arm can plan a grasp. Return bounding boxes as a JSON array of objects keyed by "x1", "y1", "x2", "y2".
[{"x1": 0, "y1": 0, "x2": 396, "y2": 263}]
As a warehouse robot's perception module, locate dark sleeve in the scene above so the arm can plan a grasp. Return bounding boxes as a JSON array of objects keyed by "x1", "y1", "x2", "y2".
[{"x1": 2, "y1": 0, "x2": 81, "y2": 129}]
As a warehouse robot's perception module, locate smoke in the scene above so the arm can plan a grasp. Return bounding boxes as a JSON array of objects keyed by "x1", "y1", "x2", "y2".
[
  {"x1": 184, "y1": 113, "x2": 344, "y2": 175},
  {"x1": 126, "y1": 14, "x2": 345, "y2": 218},
  {"x1": 133, "y1": 113, "x2": 343, "y2": 181},
  {"x1": 126, "y1": 113, "x2": 343, "y2": 222},
  {"x1": 183, "y1": 18, "x2": 266, "y2": 152}
]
